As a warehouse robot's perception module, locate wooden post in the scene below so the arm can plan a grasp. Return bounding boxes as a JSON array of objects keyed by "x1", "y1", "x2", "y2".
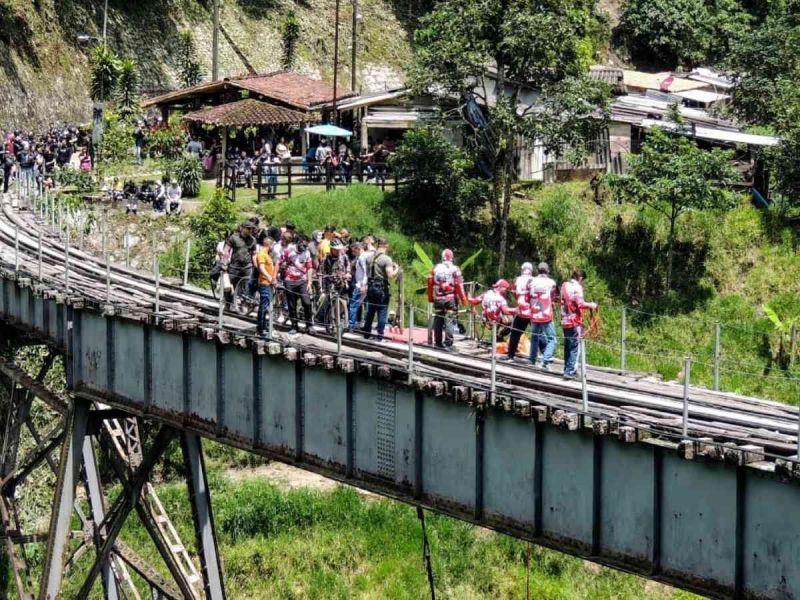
[
  {"x1": 790, "y1": 324, "x2": 798, "y2": 367},
  {"x1": 287, "y1": 163, "x2": 293, "y2": 198},
  {"x1": 220, "y1": 126, "x2": 228, "y2": 190},
  {"x1": 683, "y1": 357, "x2": 691, "y2": 437}
]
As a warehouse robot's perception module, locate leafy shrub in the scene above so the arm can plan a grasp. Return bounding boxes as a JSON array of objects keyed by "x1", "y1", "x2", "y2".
[
  {"x1": 389, "y1": 127, "x2": 488, "y2": 244},
  {"x1": 165, "y1": 153, "x2": 203, "y2": 197},
  {"x1": 146, "y1": 126, "x2": 186, "y2": 160},
  {"x1": 55, "y1": 168, "x2": 95, "y2": 193},
  {"x1": 99, "y1": 111, "x2": 133, "y2": 164},
  {"x1": 190, "y1": 187, "x2": 241, "y2": 272}
]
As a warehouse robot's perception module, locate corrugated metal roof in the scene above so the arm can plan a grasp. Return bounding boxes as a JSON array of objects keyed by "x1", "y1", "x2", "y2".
[
  {"x1": 622, "y1": 70, "x2": 708, "y2": 93},
  {"x1": 674, "y1": 89, "x2": 731, "y2": 104},
  {"x1": 640, "y1": 119, "x2": 779, "y2": 147},
  {"x1": 589, "y1": 66, "x2": 627, "y2": 94}
]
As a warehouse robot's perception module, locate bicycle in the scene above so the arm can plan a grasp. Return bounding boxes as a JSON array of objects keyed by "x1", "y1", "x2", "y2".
[
  {"x1": 210, "y1": 270, "x2": 259, "y2": 317},
  {"x1": 313, "y1": 286, "x2": 349, "y2": 335}
]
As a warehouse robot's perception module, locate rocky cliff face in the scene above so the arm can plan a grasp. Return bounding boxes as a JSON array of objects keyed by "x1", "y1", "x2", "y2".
[{"x1": 0, "y1": 0, "x2": 412, "y2": 129}]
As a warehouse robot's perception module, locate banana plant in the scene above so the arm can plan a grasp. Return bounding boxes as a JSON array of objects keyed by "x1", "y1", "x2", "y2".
[
  {"x1": 411, "y1": 243, "x2": 483, "y2": 294},
  {"x1": 762, "y1": 303, "x2": 799, "y2": 368}
]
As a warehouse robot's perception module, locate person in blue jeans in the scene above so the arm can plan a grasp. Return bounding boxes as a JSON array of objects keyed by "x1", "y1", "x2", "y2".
[
  {"x1": 531, "y1": 320, "x2": 558, "y2": 368},
  {"x1": 527, "y1": 262, "x2": 558, "y2": 369},
  {"x1": 255, "y1": 234, "x2": 275, "y2": 336},
  {"x1": 361, "y1": 240, "x2": 397, "y2": 341},
  {"x1": 560, "y1": 270, "x2": 597, "y2": 379}
]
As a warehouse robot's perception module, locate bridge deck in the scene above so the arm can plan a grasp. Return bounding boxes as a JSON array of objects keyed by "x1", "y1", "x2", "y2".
[{"x1": 0, "y1": 201, "x2": 799, "y2": 599}]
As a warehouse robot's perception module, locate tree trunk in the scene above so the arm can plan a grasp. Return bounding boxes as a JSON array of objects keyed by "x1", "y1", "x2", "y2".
[
  {"x1": 497, "y1": 138, "x2": 515, "y2": 278},
  {"x1": 665, "y1": 212, "x2": 676, "y2": 291}
]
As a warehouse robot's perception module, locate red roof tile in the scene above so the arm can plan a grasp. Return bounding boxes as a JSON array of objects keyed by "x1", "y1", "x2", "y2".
[
  {"x1": 181, "y1": 99, "x2": 315, "y2": 127},
  {"x1": 143, "y1": 71, "x2": 355, "y2": 111},
  {"x1": 233, "y1": 71, "x2": 355, "y2": 110}
]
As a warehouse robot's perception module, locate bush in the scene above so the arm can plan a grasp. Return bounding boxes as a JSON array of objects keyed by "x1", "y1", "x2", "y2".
[
  {"x1": 165, "y1": 153, "x2": 202, "y2": 197},
  {"x1": 55, "y1": 168, "x2": 95, "y2": 193},
  {"x1": 190, "y1": 187, "x2": 242, "y2": 272},
  {"x1": 389, "y1": 127, "x2": 488, "y2": 244},
  {"x1": 146, "y1": 126, "x2": 186, "y2": 160},
  {"x1": 99, "y1": 111, "x2": 133, "y2": 164}
]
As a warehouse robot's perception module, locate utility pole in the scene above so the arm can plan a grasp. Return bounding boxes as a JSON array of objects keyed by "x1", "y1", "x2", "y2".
[
  {"x1": 212, "y1": 0, "x2": 220, "y2": 80},
  {"x1": 332, "y1": 0, "x2": 341, "y2": 122},
  {"x1": 102, "y1": 0, "x2": 108, "y2": 46},
  {"x1": 351, "y1": 0, "x2": 360, "y2": 92}
]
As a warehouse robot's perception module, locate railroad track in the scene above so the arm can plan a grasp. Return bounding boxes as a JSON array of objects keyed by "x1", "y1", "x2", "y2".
[{"x1": 1, "y1": 201, "x2": 798, "y2": 460}]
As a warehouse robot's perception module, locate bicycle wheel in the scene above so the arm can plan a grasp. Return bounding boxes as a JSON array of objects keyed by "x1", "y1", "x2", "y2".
[{"x1": 233, "y1": 278, "x2": 257, "y2": 317}]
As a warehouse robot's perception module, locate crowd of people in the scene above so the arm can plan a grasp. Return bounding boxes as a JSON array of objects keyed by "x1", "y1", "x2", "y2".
[
  {"x1": 1, "y1": 125, "x2": 93, "y2": 197},
  {"x1": 214, "y1": 220, "x2": 398, "y2": 341},
  {"x1": 226, "y1": 137, "x2": 395, "y2": 191},
  {"x1": 214, "y1": 220, "x2": 597, "y2": 379}
]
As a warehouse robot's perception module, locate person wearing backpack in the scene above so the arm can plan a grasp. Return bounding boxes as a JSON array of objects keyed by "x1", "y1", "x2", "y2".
[{"x1": 361, "y1": 239, "x2": 397, "y2": 341}]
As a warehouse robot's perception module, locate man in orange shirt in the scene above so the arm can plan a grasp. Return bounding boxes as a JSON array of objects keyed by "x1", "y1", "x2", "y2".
[{"x1": 256, "y1": 232, "x2": 276, "y2": 336}]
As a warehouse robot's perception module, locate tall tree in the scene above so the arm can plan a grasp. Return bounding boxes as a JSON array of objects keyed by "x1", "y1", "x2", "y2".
[
  {"x1": 282, "y1": 11, "x2": 300, "y2": 70},
  {"x1": 409, "y1": 0, "x2": 610, "y2": 275},
  {"x1": 608, "y1": 127, "x2": 739, "y2": 289},
  {"x1": 177, "y1": 30, "x2": 203, "y2": 88},
  {"x1": 116, "y1": 57, "x2": 139, "y2": 118},
  {"x1": 89, "y1": 44, "x2": 121, "y2": 102}
]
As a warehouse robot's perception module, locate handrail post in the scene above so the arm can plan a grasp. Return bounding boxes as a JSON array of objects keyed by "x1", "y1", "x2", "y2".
[
  {"x1": 37, "y1": 229, "x2": 42, "y2": 280},
  {"x1": 620, "y1": 305, "x2": 627, "y2": 371},
  {"x1": 490, "y1": 322, "x2": 498, "y2": 399},
  {"x1": 580, "y1": 334, "x2": 589, "y2": 413},
  {"x1": 217, "y1": 280, "x2": 225, "y2": 328},
  {"x1": 124, "y1": 223, "x2": 130, "y2": 267},
  {"x1": 13, "y1": 224, "x2": 19, "y2": 273},
  {"x1": 713, "y1": 322, "x2": 721, "y2": 391},
  {"x1": 153, "y1": 252, "x2": 160, "y2": 319},
  {"x1": 268, "y1": 290, "x2": 275, "y2": 340},
  {"x1": 183, "y1": 238, "x2": 192, "y2": 286},
  {"x1": 408, "y1": 305, "x2": 415, "y2": 385},
  {"x1": 64, "y1": 225, "x2": 70, "y2": 292},
  {"x1": 683, "y1": 357, "x2": 691, "y2": 437}
]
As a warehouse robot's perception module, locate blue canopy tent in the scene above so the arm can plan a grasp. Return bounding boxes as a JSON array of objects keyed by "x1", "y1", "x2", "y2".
[{"x1": 305, "y1": 124, "x2": 353, "y2": 138}]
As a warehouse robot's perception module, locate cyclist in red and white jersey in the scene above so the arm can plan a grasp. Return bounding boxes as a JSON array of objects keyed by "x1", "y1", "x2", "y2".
[{"x1": 427, "y1": 249, "x2": 467, "y2": 349}]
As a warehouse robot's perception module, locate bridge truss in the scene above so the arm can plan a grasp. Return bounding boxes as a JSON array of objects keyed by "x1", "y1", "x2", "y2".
[{"x1": 0, "y1": 331, "x2": 222, "y2": 600}]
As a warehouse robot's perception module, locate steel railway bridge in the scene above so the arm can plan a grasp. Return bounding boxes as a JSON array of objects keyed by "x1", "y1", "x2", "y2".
[{"x1": 0, "y1": 198, "x2": 798, "y2": 599}]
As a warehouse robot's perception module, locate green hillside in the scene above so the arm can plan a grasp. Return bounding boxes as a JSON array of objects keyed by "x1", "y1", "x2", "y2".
[{"x1": 0, "y1": 0, "x2": 412, "y2": 128}]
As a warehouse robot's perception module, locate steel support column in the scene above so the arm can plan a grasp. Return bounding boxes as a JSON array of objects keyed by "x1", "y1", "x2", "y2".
[
  {"x1": 39, "y1": 398, "x2": 91, "y2": 600},
  {"x1": 181, "y1": 432, "x2": 226, "y2": 600},
  {"x1": 82, "y1": 433, "x2": 120, "y2": 600}
]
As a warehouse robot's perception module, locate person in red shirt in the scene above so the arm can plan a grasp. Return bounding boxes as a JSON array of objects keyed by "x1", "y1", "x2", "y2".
[
  {"x1": 560, "y1": 269, "x2": 597, "y2": 378},
  {"x1": 467, "y1": 279, "x2": 517, "y2": 340},
  {"x1": 280, "y1": 235, "x2": 315, "y2": 335},
  {"x1": 427, "y1": 249, "x2": 467, "y2": 349}
]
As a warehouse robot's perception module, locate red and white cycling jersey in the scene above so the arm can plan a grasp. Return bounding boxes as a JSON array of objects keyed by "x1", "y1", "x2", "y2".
[
  {"x1": 528, "y1": 275, "x2": 557, "y2": 324},
  {"x1": 560, "y1": 279, "x2": 589, "y2": 328},
  {"x1": 480, "y1": 289, "x2": 511, "y2": 322},
  {"x1": 429, "y1": 262, "x2": 465, "y2": 303},
  {"x1": 514, "y1": 274, "x2": 533, "y2": 318},
  {"x1": 282, "y1": 248, "x2": 313, "y2": 282}
]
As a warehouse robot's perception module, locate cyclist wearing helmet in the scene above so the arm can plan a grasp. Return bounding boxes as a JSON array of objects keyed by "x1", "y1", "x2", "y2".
[{"x1": 427, "y1": 249, "x2": 467, "y2": 349}]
